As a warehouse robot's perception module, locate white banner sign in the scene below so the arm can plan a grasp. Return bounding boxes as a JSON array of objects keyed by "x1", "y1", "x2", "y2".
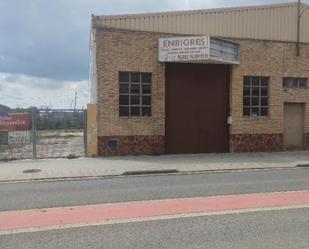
[
  {"x1": 159, "y1": 36, "x2": 210, "y2": 62},
  {"x1": 8, "y1": 130, "x2": 31, "y2": 144}
]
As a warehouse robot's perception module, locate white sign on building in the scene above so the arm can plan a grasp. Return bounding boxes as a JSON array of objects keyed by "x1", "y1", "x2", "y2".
[{"x1": 159, "y1": 36, "x2": 210, "y2": 62}]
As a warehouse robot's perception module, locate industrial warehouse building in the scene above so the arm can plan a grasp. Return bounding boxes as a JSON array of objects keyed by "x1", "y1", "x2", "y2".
[{"x1": 87, "y1": 2, "x2": 309, "y2": 157}]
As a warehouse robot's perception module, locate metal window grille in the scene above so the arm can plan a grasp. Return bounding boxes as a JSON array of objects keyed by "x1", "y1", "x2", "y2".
[
  {"x1": 119, "y1": 72, "x2": 152, "y2": 117},
  {"x1": 243, "y1": 76, "x2": 269, "y2": 117},
  {"x1": 283, "y1": 78, "x2": 308, "y2": 88}
]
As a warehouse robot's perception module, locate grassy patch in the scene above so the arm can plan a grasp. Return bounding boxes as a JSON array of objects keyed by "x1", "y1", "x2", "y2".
[
  {"x1": 37, "y1": 129, "x2": 83, "y2": 138},
  {"x1": 0, "y1": 144, "x2": 13, "y2": 152}
]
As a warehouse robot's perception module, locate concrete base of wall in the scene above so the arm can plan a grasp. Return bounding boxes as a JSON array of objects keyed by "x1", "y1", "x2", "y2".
[
  {"x1": 97, "y1": 135, "x2": 165, "y2": 156},
  {"x1": 230, "y1": 133, "x2": 283, "y2": 152},
  {"x1": 97, "y1": 133, "x2": 309, "y2": 156}
]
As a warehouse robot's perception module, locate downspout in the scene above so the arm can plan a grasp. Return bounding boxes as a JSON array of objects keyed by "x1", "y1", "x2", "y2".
[
  {"x1": 297, "y1": 0, "x2": 301, "y2": 56},
  {"x1": 296, "y1": 1, "x2": 309, "y2": 56}
]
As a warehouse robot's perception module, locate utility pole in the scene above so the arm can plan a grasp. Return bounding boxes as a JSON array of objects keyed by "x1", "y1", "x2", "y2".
[
  {"x1": 32, "y1": 108, "x2": 37, "y2": 160},
  {"x1": 73, "y1": 92, "x2": 78, "y2": 130},
  {"x1": 74, "y1": 92, "x2": 78, "y2": 111}
]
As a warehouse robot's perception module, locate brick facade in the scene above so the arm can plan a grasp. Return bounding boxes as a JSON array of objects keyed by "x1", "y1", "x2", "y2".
[
  {"x1": 95, "y1": 28, "x2": 165, "y2": 136},
  {"x1": 95, "y1": 28, "x2": 309, "y2": 156},
  {"x1": 230, "y1": 39, "x2": 309, "y2": 152},
  {"x1": 98, "y1": 135, "x2": 164, "y2": 156},
  {"x1": 230, "y1": 39, "x2": 309, "y2": 136}
]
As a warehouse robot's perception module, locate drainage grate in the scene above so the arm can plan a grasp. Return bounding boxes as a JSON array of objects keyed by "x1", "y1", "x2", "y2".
[{"x1": 22, "y1": 169, "x2": 42, "y2": 174}]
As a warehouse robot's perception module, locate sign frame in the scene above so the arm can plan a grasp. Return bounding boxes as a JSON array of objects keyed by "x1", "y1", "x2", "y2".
[
  {"x1": 159, "y1": 36, "x2": 210, "y2": 63},
  {"x1": 0, "y1": 113, "x2": 30, "y2": 131}
]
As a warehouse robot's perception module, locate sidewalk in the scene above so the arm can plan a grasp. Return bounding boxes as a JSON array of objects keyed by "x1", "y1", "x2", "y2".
[{"x1": 0, "y1": 151, "x2": 309, "y2": 182}]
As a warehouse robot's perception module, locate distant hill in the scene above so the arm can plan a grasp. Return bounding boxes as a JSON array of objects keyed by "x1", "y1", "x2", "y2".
[{"x1": 0, "y1": 104, "x2": 11, "y2": 115}]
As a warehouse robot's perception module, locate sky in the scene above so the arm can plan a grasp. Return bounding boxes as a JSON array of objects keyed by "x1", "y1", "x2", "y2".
[{"x1": 0, "y1": 0, "x2": 305, "y2": 109}]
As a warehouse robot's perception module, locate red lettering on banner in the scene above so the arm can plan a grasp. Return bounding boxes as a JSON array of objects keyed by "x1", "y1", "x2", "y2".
[{"x1": 0, "y1": 113, "x2": 30, "y2": 131}]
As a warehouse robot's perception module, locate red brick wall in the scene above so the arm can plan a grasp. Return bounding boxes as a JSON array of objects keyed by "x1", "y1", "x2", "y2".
[
  {"x1": 98, "y1": 135, "x2": 165, "y2": 156},
  {"x1": 230, "y1": 134, "x2": 283, "y2": 152}
]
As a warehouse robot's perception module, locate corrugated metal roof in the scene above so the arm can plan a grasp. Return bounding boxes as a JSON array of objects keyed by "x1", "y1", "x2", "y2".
[{"x1": 92, "y1": 2, "x2": 309, "y2": 43}]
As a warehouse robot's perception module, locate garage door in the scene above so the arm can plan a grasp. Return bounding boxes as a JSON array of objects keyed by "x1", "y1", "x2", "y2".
[{"x1": 165, "y1": 63, "x2": 230, "y2": 154}]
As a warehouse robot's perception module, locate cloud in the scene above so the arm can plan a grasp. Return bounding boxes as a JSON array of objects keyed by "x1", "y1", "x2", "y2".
[
  {"x1": 4, "y1": 74, "x2": 18, "y2": 83},
  {"x1": 0, "y1": 0, "x2": 299, "y2": 82},
  {"x1": 0, "y1": 73, "x2": 88, "y2": 109},
  {"x1": 0, "y1": 0, "x2": 304, "y2": 108}
]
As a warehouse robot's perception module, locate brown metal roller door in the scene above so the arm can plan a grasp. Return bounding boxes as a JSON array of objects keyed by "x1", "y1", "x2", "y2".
[{"x1": 165, "y1": 63, "x2": 230, "y2": 154}]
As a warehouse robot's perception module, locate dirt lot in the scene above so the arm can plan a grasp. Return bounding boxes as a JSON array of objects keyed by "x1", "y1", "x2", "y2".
[{"x1": 0, "y1": 130, "x2": 84, "y2": 160}]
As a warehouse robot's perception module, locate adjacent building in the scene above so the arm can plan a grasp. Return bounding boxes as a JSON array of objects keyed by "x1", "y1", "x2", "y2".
[{"x1": 88, "y1": 2, "x2": 309, "y2": 156}]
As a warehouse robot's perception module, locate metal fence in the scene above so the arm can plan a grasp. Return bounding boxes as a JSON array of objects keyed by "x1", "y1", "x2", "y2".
[{"x1": 0, "y1": 109, "x2": 86, "y2": 161}]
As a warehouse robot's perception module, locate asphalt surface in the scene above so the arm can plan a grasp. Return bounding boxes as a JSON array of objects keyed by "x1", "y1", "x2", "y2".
[
  {"x1": 1, "y1": 208, "x2": 309, "y2": 249},
  {"x1": 1, "y1": 168, "x2": 309, "y2": 249},
  {"x1": 1, "y1": 168, "x2": 309, "y2": 211}
]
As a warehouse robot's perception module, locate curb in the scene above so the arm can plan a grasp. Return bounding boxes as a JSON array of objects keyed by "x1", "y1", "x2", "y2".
[
  {"x1": 296, "y1": 164, "x2": 309, "y2": 168},
  {"x1": 122, "y1": 169, "x2": 179, "y2": 176},
  {"x1": 0, "y1": 165, "x2": 305, "y2": 184}
]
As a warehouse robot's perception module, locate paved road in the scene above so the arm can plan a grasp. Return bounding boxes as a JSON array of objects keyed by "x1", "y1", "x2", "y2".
[
  {"x1": 1, "y1": 208, "x2": 309, "y2": 249},
  {"x1": 1, "y1": 168, "x2": 309, "y2": 249},
  {"x1": 1, "y1": 168, "x2": 309, "y2": 211}
]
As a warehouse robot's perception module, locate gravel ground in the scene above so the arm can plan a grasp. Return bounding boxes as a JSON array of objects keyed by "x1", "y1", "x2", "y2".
[{"x1": 0, "y1": 130, "x2": 84, "y2": 160}]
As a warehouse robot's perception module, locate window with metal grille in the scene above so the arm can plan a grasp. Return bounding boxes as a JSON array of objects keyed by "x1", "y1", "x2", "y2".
[
  {"x1": 283, "y1": 78, "x2": 307, "y2": 88},
  {"x1": 119, "y1": 72, "x2": 152, "y2": 117},
  {"x1": 243, "y1": 76, "x2": 269, "y2": 117}
]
